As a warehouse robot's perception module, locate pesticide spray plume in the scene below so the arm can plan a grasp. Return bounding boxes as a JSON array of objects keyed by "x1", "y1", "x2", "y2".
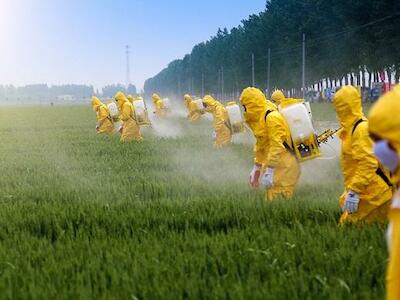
[
  {"x1": 146, "y1": 114, "x2": 184, "y2": 138},
  {"x1": 299, "y1": 122, "x2": 341, "y2": 186},
  {"x1": 170, "y1": 142, "x2": 252, "y2": 186},
  {"x1": 143, "y1": 97, "x2": 187, "y2": 138}
]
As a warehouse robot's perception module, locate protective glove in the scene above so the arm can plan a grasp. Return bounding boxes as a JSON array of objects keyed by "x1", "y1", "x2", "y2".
[
  {"x1": 261, "y1": 167, "x2": 274, "y2": 189},
  {"x1": 373, "y1": 140, "x2": 399, "y2": 172},
  {"x1": 249, "y1": 164, "x2": 261, "y2": 188},
  {"x1": 342, "y1": 191, "x2": 360, "y2": 214},
  {"x1": 212, "y1": 131, "x2": 217, "y2": 141}
]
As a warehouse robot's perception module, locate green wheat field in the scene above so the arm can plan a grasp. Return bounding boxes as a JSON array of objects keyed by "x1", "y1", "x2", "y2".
[{"x1": 0, "y1": 103, "x2": 387, "y2": 299}]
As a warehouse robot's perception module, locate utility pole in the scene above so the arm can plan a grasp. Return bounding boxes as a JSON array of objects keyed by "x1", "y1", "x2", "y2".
[
  {"x1": 217, "y1": 69, "x2": 221, "y2": 99},
  {"x1": 201, "y1": 73, "x2": 205, "y2": 97},
  {"x1": 302, "y1": 33, "x2": 306, "y2": 99},
  {"x1": 267, "y1": 48, "x2": 271, "y2": 97},
  {"x1": 221, "y1": 66, "x2": 224, "y2": 101},
  {"x1": 251, "y1": 53, "x2": 255, "y2": 87},
  {"x1": 125, "y1": 45, "x2": 131, "y2": 90}
]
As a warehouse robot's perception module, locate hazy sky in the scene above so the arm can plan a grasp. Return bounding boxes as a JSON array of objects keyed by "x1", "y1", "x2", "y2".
[{"x1": 0, "y1": 0, "x2": 266, "y2": 90}]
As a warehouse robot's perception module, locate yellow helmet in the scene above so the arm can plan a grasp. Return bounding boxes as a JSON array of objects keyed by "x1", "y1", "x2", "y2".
[
  {"x1": 369, "y1": 85, "x2": 400, "y2": 150},
  {"x1": 271, "y1": 90, "x2": 285, "y2": 104},
  {"x1": 152, "y1": 93, "x2": 161, "y2": 103}
]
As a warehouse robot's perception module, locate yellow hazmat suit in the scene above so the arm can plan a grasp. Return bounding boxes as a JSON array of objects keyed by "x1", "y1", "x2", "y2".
[
  {"x1": 91, "y1": 96, "x2": 114, "y2": 134},
  {"x1": 240, "y1": 87, "x2": 300, "y2": 200},
  {"x1": 271, "y1": 89, "x2": 303, "y2": 108},
  {"x1": 203, "y1": 95, "x2": 232, "y2": 148},
  {"x1": 152, "y1": 93, "x2": 167, "y2": 117},
  {"x1": 368, "y1": 85, "x2": 400, "y2": 300},
  {"x1": 333, "y1": 85, "x2": 392, "y2": 224},
  {"x1": 115, "y1": 92, "x2": 143, "y2": 142},
  {"x1": 387, "y1": 197, "x2": 400, "y2": 300},
  {"x1": 184, "y1": 94, "x2": 201, "y2": 122}
]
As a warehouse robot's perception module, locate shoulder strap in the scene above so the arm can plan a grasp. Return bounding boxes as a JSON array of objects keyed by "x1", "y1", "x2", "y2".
[
  {"x1": 264, "y1": 109, "x2": 296, "y2": 154},
  {"x1": 264, "y1": 110, "x2": 273, "y2": 122},
  {"x1": 351, "y1": 119, "x2": 365, "y2": 136},
  {"x1": 376, "y1": 167, "x2": 393, "y2": 187}
]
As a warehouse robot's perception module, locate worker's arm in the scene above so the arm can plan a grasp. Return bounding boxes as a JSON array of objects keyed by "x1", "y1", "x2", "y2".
[
  {"x1": 214, "y1": 106, "x2": 228, "y2": 136},
  {"x1": 188, "y1": 102, "x2": 198, "y2": 117},
  {"x1": 265, "y1": 113, "x2": 289, "y2": 168},
  {"x1": 253, "y1": 133, "x2": 268, "y2": 166},
  {"x1": 98, "y1": 106, "x2": 109, "y2": 122},
  {"x1": 348, "y1": 122, "x2": 379, "y2": 193},
  {"x1": 120, "y1": 103, "x2": 132, "y2": 122}
]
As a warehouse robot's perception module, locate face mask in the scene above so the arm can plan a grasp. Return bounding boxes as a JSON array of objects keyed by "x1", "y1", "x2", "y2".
[{"x1": 373, "y1": 140, "x2": 399, "y2": 173}]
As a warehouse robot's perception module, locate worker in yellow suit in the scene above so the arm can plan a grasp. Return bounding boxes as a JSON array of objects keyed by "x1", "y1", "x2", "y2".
[
  {"x1": 184, "y1": 94, "x2": 201, "y2": 122},
  {"x1": 240, "y1": 87, "x2": 300, "y2": 200},
  {"x1": 91, "y1": 96, "x2": 114, "y2": 134},
  {"x1": 271, "y1": 89, "x2": 302, "y2": 108},
  {"x1": 114, "y1": 92, "x2": 143, "y2": 142},
  {"x1": 368, "y1": 85, "x2": 400, "y2": 300},
  {"x1": 152, "y1": 93, "x2": 167, "y2": 117},
  {"x1": 333, "y1": 85, "x2": 392, "y2": 224},
  {"x1": 202, "y1": 95, "x2": 231, "y2": 148}
]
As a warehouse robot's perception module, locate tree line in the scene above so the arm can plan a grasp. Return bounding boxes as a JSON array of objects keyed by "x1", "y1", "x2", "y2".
[
  {"x1": 144, "y1": 0, "x2": 400, "y2": 99},
  {"x1": 0, "y1": 84, "x2": 136, "y2": 101}
]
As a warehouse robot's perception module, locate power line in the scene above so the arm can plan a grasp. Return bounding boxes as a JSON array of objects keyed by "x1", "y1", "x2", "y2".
[{"x1": 256, "y1": 11, "x2": 400, "y2": 62}]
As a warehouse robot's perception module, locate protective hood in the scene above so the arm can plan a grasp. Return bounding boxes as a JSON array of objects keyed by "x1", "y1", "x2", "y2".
[
  {"x1": 271, "y1": 90, "x2": 285, "y2": 105},
  {"x1": 152, "y1": 93, "x2": 161, "y2": 104},
  {"x1": 240, "y1": 87, "x2": 276, "y2": 127},
  {"x1": 369, "y1": 85, "x2": 400, "y2": 151},
  {"x1": 91, "y1": 96, "x2": 102, "y2": 111},
  {"x1": 333, "y1": 85, "x2": 364, "y2": 129},
  {"x1": 203, "y1": 95, "x2": 221, "y2": 113},
  {"x1": 184, "y1": 94, "x2": 193, "y2": 108},
  {"x1": 115, "y1": 91, "x2": 128, "y2": 111}
]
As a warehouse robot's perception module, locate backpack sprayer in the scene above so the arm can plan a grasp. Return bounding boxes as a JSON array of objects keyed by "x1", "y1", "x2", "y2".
[
  {"x1": 132, "y1": 97, "x2": 151, "y2": 126},
  {"x1": 162, "y1": 98, "x2": 171, "y2": 111},
  {"x1": 225, "y1": 101, "x2": 246, "y2": 134},
  {"x1": 107, "y1": 101, "x2": 122, "y2": 132},
  {"x1": 279, "y1": 102, "x2": 339, "y2": 162},
  {"x1": 193, "y1": 98, "x2": 206, "y2": 114}
]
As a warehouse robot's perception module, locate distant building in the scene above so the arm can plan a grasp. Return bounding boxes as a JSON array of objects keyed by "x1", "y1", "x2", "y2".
[{"x1": 56, "y1": 95, "x2": 75, "y2": 101}]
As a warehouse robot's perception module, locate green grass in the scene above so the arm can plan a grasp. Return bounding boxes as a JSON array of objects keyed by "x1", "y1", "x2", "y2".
[{"x1": 0, "y1": 103, "x2": 388, "y2": 299}]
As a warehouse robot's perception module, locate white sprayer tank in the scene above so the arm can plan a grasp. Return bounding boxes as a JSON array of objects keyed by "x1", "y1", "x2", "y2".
[
  {"x1": 304, "y1": 101, "x2": 312, "y2": 120},
  {"x1": 226, "y1": 102, "x2": 245, "y2": 134},
  {"x1": 193, "y1": 99, "x2": 204, "y2": 111},
  {"x1": 133, "y1": 99, "x2": 147, "y2": 123},
  {"x1": 162, "y1": 98, "x2": 170, "y2": 109},
  {"x1": 280, "y1": 103, "x2": 314, "y2": 143},
  {"x1": 107, "y1": 102, "x2": 119, "y2": 119}
]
